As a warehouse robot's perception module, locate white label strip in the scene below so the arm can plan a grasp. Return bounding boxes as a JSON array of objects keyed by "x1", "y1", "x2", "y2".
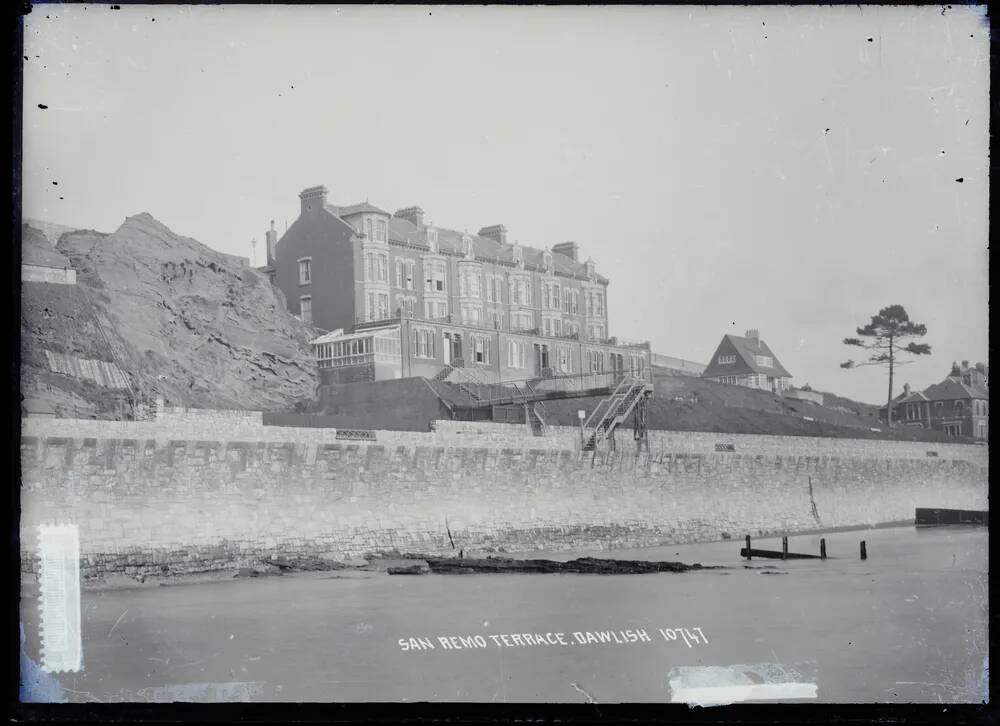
[
  {"x1": 668, "y1": 663, "x2": 818, "y2": 705},
  {"x1": 38, "y1": 524, "x2": 82, "y2": 673},
  {"x1": 671, "y1": 682, "x2": 818, "y2": 705}
]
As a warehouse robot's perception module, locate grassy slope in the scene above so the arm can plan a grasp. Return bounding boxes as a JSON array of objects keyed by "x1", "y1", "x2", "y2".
[{"x1": 536, "y1": 368, "x2": 966, "y2": 444}]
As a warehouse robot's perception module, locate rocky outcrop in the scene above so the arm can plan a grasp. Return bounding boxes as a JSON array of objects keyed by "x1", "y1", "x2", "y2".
[{"x1": 21, "y1": 213, "x2": 317, "y2": 416}]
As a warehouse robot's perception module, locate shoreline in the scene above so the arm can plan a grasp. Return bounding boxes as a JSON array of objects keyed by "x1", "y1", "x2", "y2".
[{"x1": 18, "y1": 518, "x2": 943, "y2": 594}]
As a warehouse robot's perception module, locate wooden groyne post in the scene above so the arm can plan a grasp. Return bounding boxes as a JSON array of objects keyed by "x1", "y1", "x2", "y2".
[
  {"x1": 820, "y1": 538, "x2": 827, "y2": 559},
  {"x1": 781, "y1": 536, "x2": 788, "y2": 560},
  {"x1": 860, "y1": 540, "x2": 867, "y2": 560},
  {"x1": 745, "y1": 535, "x2": 751, "y2": 560}
]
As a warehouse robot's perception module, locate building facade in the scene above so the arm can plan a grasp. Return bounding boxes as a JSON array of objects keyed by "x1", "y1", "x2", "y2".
[
  {"x1": 700, "y1": 329, "x2": 792, "y2": 393},
  {"x1": 267, "y1": 185, "x2": 649, "y2": 385},
  {"x1": 883, "y1": 361, "x2": 988, "y2": 440}
]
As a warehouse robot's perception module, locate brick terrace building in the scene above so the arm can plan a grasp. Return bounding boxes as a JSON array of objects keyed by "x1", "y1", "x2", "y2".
[
  {"x1": 883, "y1": 361, "x2": 989, "y2": 440},
  {"x1": 267, "y1": 185, "x2": 650, "y2": 385}
]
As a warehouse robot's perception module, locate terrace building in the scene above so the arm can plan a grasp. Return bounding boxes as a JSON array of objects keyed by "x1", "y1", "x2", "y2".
[{"x1": 267, "y1": 185, "x2": 650, "y2": 386}]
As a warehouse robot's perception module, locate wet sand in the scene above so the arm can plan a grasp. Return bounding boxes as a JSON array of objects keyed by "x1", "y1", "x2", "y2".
[{"x1": 19, "y1": 524, "x2": 988, "y2": 703}]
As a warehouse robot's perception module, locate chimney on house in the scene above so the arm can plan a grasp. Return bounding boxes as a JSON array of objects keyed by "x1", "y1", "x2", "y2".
[
  {"x1": 299, "y1": 185, "x2": 328, "y2": 215},
  {"x1": 975, "y1": 362, "x2": 986, "y2": 374},
  {"x1": 394, "y1": 206, "x2": 424, "y2": 229},
  {"x1": 265, "y1": 219, "x2": 278, "y2": 264},
  {"x1": 903, "y1": 383, "x2": 911, "y2": 396},
  {"x1": 478, "y1": 224, "x2": 508, "y2": 246},
  {"x1": 745, "y1": 329, "x2": 760, "y2": 347},
  {"x1": 552, "y1": 241, "x2": 579, "y2": 262},
  {"x1": 961, "y1": 360, "x2": 970, "y2": 370}
]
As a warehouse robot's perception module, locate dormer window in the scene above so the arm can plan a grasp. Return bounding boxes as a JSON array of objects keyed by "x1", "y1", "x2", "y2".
[
  {"x1": 462, "y1": 235, "x2": 473, "y2": 259},
  {"x1": 513, "y1": 242, "x2": 523, "y2": 268},
  {"x1": 427, "y1": 226, "x2": 438, "y2": 253},
  {"x1": 585, "y1": 257, "x2": 596, "y2": 280},
  {"x1": 543, "y1": 249, "x2": 553, "y2": 272}
]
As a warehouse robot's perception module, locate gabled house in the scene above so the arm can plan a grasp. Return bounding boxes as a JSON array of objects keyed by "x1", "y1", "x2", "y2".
[
  {"x1": 700, "y1": 329, "x2": 792, "y2": 393},
  {"x1": 881, "y1": 361, "x2": 988, "y2": 440}
]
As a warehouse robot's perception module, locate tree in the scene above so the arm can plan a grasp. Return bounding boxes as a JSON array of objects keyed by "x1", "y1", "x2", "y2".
[{"x1": 840, "y1": 305, "x2": 931, "y2": 426}]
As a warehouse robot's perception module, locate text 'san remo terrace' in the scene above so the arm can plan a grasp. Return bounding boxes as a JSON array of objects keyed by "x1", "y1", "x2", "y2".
[{"x1": 398, "y1": 627, "x2": 708, "y2": 651}]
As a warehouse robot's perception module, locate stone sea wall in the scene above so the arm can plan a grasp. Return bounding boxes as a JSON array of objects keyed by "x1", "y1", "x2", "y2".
[{"x1": 19, "y1": 414, "x2": 988, "y2": 580}]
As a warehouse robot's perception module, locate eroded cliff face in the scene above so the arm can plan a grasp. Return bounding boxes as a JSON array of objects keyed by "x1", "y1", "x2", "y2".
[{"x1": 22, "y1": 213, "x2": 317, "y2": 416}]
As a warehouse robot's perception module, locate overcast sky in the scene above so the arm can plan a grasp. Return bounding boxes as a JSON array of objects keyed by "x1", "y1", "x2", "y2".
[{"x1": 22, "y1": 4, "x2": 989, "y2": 404}]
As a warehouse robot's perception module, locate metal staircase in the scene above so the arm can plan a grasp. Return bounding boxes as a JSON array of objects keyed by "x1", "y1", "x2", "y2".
[
  {"x1": 581, "y1": 374, "x2": 651, "y2": 451},
  {"x1": 530, "y1": 400, "x2": 548, "y2": 436}
]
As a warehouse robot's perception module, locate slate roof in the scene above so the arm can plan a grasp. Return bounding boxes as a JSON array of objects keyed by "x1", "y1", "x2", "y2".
[
  {"x1": 331, "y1": 202, "x2": 391, "y2": 217},
  {"x1": 923, "y1": 377, "x2": 989, "y2": 401},
  {"x1": 325, "y1": 201, "x2": 608, "y2": 283},
  {"x1": 701, "y1": 334, "x2": 793, "y2": 379}
]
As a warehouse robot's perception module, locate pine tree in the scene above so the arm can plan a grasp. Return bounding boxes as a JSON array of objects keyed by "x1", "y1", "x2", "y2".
[{"x1": 841, "y1": 305, "x2": 931, "y2": 426}]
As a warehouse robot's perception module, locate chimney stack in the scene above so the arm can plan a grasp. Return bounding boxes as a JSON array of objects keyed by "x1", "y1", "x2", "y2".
[
  {"x1": 265, "y1": 219, "x2": 278, "y2": 265},
  {"x1": 478, "y1": 224, "x2": 508, "y2": 246},
  {"x1": 552, "y1": 241, "x2": 579, "y2": 262},
  {"x1": 394, "y1": 206, "x2": 424, "y2": 229},
  {"x1": 903, "y1": 383, "x2": 911, "y2": 396},
  {"x1": 745, "y1": 329, "x2": 760, "y2": 347},
  {"x1": 299, "y1": 185, "x2": 328, "y2": 215},
  {"x1": 961, "y1": 360, "x2": 970, "y2": 370}
]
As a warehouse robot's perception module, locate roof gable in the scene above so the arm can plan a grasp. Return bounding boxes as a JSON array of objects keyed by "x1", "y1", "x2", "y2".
[{"x1": 701, "y1": 334, "x2": 792, "y2": 379}]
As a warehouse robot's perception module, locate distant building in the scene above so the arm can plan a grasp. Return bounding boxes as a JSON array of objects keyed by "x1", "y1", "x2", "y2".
[
  {"x1": 700, "y1": 329, "x2": 792, "y2": 393},
  {"x1": 267, "y1": 184, "x2": 650, "y2": 384},
  {"x1": 883, "y1": 361, "x2": 988, "y2": 440},
  {"x1": 785, "y1": 384, "x2": 824, "y2": 405},
  {"x1": 21, "y1": 224, "x2": 77, "y2": 285},
  {"x1": 650, "y1": 353, "x2": 706, "y2": 377}
]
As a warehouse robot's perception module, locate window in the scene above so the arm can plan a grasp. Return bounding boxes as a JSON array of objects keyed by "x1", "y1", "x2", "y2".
[
  {"x1": 489, "y1": 310, "x2": 505, "y2": 330},
  {"x1": 412, "y1": 328, "x2": 435, "y2": 358},
  {"x1": 299, "y1": 296, "x2": 312, "y2": 324},
  {"x1": 562, "y1": 288, "x2": 571, "y2": 314},
  {"x1": 754, "y1": 355, "x2": 773, "y2": 368},
  {"x1": 462, "y1": 304, "x2": 482, "y2": 326},
  {"x1": 424, "y1": 300, "x2": 448, "y2": 320},
  {"x1": 460, "y1": 268, "x2": 482, "y2": 298},
  {"x1": 366, "y1": 292, "x2": 389, "y2": 321},
  {"x1": 365, "y1": 218, "x2": 374, "y2": 239},
  {"x1": 376, "y1": 219, "x2": 387, "y2": 243},
  {"x1": 718, "y1": 355, "x2": 737, "y2": 365},
  {"x1": 558, "y1": 346, "x2": 571, "y2": 373},
  {"x1": 545, "y1": 283, "x2": 561, "y2": 310},
  {"x1": 398, "y1": 296, "x2": 415, "y2": 317},
  {"x1": 510, "y1": 276, "x2": 530, "y2": 305},
  {"x1": 365, "y1": 252, "x2": 388, "y2": 283},
  {"x1": 508, "y1": 339, "x2": 527, "y2": 368},
  {"x1": 424, "y1": 260, "x2": 447, "y2": 293},
  {"x1": 298, "y1": 258, "x2": 311, "y2": 285},
  {"x1": 589, "y1": 349, "x2": 605, "y2": 373},
  {"x1": 473, "y1": 335, "x2": 491, "y2": 364},
  {"x1": 570, "y1": 289, "x2": 579, "y2": 315},
  {"x1": 395, "y1": 260, "x2": 405, "y2": 288},
  {"x1": 595, "y1": 292, "x2": 604, "y2": 316},
  {"x1": 956, "y1": 401, "x2": 965, "y2": 416}
]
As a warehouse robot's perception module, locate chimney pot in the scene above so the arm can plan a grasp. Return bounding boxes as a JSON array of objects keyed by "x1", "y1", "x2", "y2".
[
  {"x1": 394, "y1": 206, "x2": 424, "y2": 229},
  {"x1": 299, "y1": 185, "x2": 328, "y2": 215},
  {"x1": 478, "y1": 224, "x2": 508, "y2": 246},
  {"x1": 552, "y1": 241, "x2": 579, "y2": 262}
]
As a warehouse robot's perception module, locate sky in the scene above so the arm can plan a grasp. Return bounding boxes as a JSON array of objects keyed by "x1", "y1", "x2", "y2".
[{"x1": 21, "y1": 4, "x2": 989, "y2": 405}]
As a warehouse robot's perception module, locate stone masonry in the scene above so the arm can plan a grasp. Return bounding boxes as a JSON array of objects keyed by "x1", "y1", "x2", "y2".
[{"x1": 19, "y1": 413, "x2": 989, "y2": 581}]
